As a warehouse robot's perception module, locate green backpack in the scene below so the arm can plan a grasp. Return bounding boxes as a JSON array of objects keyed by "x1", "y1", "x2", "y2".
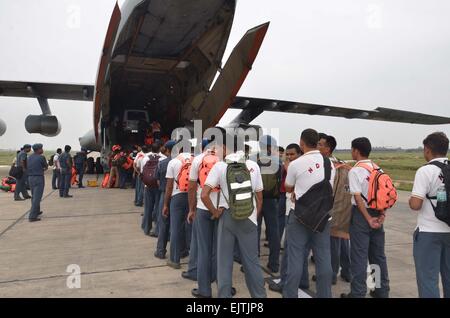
[
  {"x1": 223, "y1": 162, "x2": 255, "y2": 220},
  {"x1": 257, "y1": 159, "x2": 281, "y2": 199}
]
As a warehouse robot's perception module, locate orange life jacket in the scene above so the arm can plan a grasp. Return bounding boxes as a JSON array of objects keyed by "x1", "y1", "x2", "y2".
[
  {"x1": 145, "y1": 136, "x2": 153, "y2": 145},
  {"x1": 176, "y1": 154, "x2": 194, "y2": 192},
  {"x1": 198, "y1": 152, "x2": 220, "y2": 192},
  {"x1": 71, "y1": 166, "x2": 78, "y2": 185},
  {"x1": 122, "y1": 156, "x2": 133, "y2": 170},
  {"x1": 355, "y1": 162, "x2": 398, "y2": 212},
  {"x1": 102, "y1": 173, "x2": 110, "y2": 188}
]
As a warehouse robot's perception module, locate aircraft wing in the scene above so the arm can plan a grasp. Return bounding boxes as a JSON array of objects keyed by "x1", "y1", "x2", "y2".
[
  {"x1": 0, "y1": 80, "x2": 94, "y2": 101},
  {"x1": 229, "y1": 96, "x2": 450, "y2": 125}
]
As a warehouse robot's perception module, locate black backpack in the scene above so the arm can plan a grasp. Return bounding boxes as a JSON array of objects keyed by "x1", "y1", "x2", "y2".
[
  {"x1": 293, "y1": 155, "x2": 334, "y2": 233},
  {"x1": 426, "y1": 161, "x2": 450, "y2": 227}
]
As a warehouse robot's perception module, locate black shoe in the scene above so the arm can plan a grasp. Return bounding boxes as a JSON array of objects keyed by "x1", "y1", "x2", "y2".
[
  {"x1": 268, "y1": 280, "x2": 283, "y2": 293},
  {"x1": 191, "y1": 288, "x2": 211, "y2": 298},
  {"x1": 52, "y1": 187, "x2": 58, "y2": 190},
  {"x1": 369, "y1": 290, "x2": 389, "y2": 298},
  {"x1": 154, "y1": 251, "x2": 166, "y2": 259},
  {"x1": 240, "y1": 266, "x2": 245, "y2": 273},
  {"x1": 340, "y1": 293, "x2": 357, "y2": 298},
  {"x1": 231, "y1": 287, "x2": 236, "y2": 296},
  {"x1": 24, "y1": 196, "x2": 32, "y2": 200},
  {"x1": 38, "y1": 211, "x2": 43, "y2": 216},
  {"x1": 181, "y1": 271, "x2": 196, "y2": 281},
  {"x1": 149, "y1": 232, "x2": 158, "y2": 238},
  {"x1": 310, "y1": 255, "x2": 315, "y2": 263},
  {"x1": 14, "y1": 197, "x2": 25, "y2": 201},
  {"x1": 136, "y1": 203, "x2": 143, "y2": 207},
  {"x1": 29, "y1": 218, "x2": 41, "y2": 222},
  {"x1": 63, "y1": 195, "x2": 73, "y2": 198},
  {"x1": 181, "y1": 251, "x2": 189, "y2": 259},
  {"x1": 312, "y1": 275, "x2": 316, "y2": 282}
]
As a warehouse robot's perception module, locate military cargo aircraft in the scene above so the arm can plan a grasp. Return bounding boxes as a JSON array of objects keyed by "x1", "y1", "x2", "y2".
[{"x1": 0, "y1": 0, "x2": 449, "y2": 154}]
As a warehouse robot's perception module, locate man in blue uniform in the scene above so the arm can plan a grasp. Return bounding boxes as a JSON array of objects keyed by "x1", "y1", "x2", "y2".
[
  {"x1": 27, "y1": 144, "x2": 48, "y2": 222},
  {"x1": 73, "y1": 148, "x2": 88, "y2": 188},
  {"x1": 14, "y1": 144, "x2": 32, "y2": 201},
  {"x1": 59, "y1": 145, "x2": 73, "y2": 198}
]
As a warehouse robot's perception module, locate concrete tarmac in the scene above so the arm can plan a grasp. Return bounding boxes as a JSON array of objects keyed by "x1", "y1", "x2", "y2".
[{"x1": 0, "y1": 168, "x2": 430, "y2": 298}]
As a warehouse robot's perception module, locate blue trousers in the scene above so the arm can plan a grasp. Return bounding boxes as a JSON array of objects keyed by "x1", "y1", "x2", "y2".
[
  {"x1": 135, "y1": 176, "x2": 144, "y2": 205},
  {"x1": 278, "y1": 193, "x2": 286, "y2": 241},
  {"x1": 156, "y1": 191, "x2": 170, "y2": 257},
  {"x1": 119, "y1": 169, "x2": 128, "y2": 188},
  {"x1": 280, "y1": 213, "x2": 310, "y2": 289},
  {"x1": 142, "y1": 187, "x2": 159, "y2": 235},
  {"x1": 59, "y1": 173, "x2": 71, "y2": 197},
  {"x1": 152, "y1": 191, "x2": 161, "y2": 234},
  {"x1": 28, "y1": 176, "x2": 44, "y2": 220},
  {"x1": 75, "y1": 164, "x2": 84, "y2": 187},
  {"x1": 283, "y1": 214, "x2": 332, "y2": 298},
  {"x1": 185, "y1": 214, "x2": 198, "y2": 279},
  {"x1": 196, "y1": 208, "x2": 218, "y2": 296},
  {"x1": 169, "y1": 193, "x2": 189, "y2": 264},
  {"x1": 217, "y1": 210, "x2": 266, "y2": 298},
  {"x1": 331, "y1": 236, "x2": 351, "y2": 280},
  {"x1": 14, "y1": 173, "x2": 29, "y2": 199},
  {"x1": 413, "y1": 229, "x2": 450, "y2": 298},
  {"x1": 52, "y1": 169, "x2": 60, "y2": 189},
  {"x1": 257, "y1": 198, "x2": 281, "y2": 272},
  {"x1": 349, "y1": 206, "x2": 390, "y2": 297}
]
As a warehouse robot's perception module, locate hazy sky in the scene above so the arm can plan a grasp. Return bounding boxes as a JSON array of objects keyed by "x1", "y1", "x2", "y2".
[{"x1": 0, "y1": 0, "x2": 449, "y2": 150}]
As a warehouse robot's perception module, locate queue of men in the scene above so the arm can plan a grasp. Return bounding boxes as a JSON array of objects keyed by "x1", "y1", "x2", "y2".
[
  {"x1": 132, "y1": 128, "x2": 449, "y2": 298},
  {"x1": 8, "y1": 128, "x2": 449, "y2": 298}
]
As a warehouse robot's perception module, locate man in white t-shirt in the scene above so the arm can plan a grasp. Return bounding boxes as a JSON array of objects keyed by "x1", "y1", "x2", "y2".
[
  {"x1": 141, "y1": 143, "x2": 164, "y2": 236},
  {"x1": 185, "y1": 139, "x2": 219, "y2": 297},
  {"x1": 162, "y1": 145, "x2": 193, "y2": 269},
  {"x1": 268, "y1": 143, "x2": 304, "y2": 294},
  {"x1": 341, "y1": 137, "x2": 390, "y2": 299},
  {"x1": 51, "y1": 148, "x2": 62, "y2": 190},
  {"x1": 201, "y1": 133, "x2": 266, "y2": 298},
  {"x1": 318, "y1": 133, "x2": 352, "y2": 285},
  {"x1": 409, "y1": 132, "x2": 450, "y2": 298},
  {"x1": 283, "y1": 129, "x2": 335, "y2": 298},
  {"x1": 133, "y1": 145, "x2": 146, "y2": 207}
]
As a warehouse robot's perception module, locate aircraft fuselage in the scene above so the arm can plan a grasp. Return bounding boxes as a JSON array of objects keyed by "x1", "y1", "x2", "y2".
[{"x1": 91, "y1": 0, "x2": 236, "y2": 149}]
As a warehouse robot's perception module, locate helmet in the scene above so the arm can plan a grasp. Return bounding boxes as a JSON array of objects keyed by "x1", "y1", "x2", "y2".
[{"x1": 112, "y1": 145, "x2": 121, "y2": 152}]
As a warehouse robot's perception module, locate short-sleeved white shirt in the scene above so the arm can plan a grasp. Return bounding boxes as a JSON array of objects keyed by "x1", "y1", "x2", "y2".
[
  {"x1": 53, "y1": 153, "x2": 60, "y2": 170},
  {"x1": 286, "y1": 192, "x2": 295, "y2": 216},
  {"x1": 411, "y1": 158, "x2": 450, "y2": 233},
  {"x1": 348, "y1": 160, "x2": 375, "y2": 207},
  {"x1": 134, "y1": 151, "x2": 145, "y2": 172},
  {"x1": 204, "y1": 153, "x2": 263, "y2": 225},
  {"x1": 190, "y1": 151, "x2": 219, "y2": 211},
  {"x1": 285, "y1": 150, "x2": 336, "y2": 200},
  {"x1": 140, "y1": 152, "x2": 165, "y2": 174},
  {"x1": 166, "y1": 153, "x2": 192, "y2": 197}
]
